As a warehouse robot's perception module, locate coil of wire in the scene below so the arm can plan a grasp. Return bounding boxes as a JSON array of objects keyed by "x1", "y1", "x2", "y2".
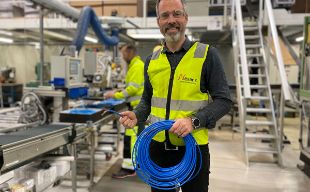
[{"x1": 132, "y1": 120, "x2": 202, "y2": 190}]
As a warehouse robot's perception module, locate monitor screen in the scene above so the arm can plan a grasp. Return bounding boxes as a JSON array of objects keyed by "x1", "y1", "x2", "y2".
[{"x1": 69, "y1": 59, "x2": 80, "y2": 75}]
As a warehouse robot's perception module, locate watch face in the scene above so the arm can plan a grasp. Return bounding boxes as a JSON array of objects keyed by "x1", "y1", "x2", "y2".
[{"x1": 193, "y1": 118, "x2": 200, "y2": 127}]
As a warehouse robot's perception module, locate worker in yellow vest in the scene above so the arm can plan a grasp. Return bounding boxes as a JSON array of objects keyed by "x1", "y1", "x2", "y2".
[
  {"x1": 119, "y1": 0, "x2": 232, "y2": 191},
  {"x1": 104, "y1": 44, "x2": 144, "y2": 179}
]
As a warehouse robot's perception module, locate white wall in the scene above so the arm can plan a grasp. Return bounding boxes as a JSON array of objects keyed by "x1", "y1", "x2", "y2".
[
  {"x1": 0, "y1": 45, "x2": 72, "y2": 84},
  {"x1": 186, "y1": 1, "x2": 209, "y2": 16}
]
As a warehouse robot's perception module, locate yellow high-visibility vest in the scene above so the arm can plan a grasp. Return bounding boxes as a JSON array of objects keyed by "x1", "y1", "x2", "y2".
[
  {"x1": 114, "y1": 56, "x2": 144, "y2": 108},
  {"x1": 148, "y1": 42, "x2": 209, "y2": 146}
]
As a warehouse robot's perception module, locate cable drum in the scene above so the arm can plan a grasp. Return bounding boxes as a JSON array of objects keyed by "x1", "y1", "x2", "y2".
[{"x1": 132, "y1": 120, "x2": 202, "y2": 190}]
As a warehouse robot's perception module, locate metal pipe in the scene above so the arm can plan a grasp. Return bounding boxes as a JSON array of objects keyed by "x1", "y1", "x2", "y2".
[
  {"x1": 235, "y1": 0, "x2": 251, "y2": 98},
  {"x1": 39, "y1": 5, "x2": 44, "y2": 86},
  {"x1": 71, "y1": 143, "x2": 77, "y2": 192},
  {"x1": 223, "y1": 0, "x2": 227, "y2": 27},
  {"x1": 279, "y1": 89, "x2": 285, "y2": 152},
  {"x1": 143, "y1": 0, "x2": 147, "y2": 27},
  {"x1": 230, "y1": 0, "x2": 235, "y2": 30},
  {"x1": 30, "y1": 0, "x2": 80, "y2": 21},
  {"x1": 264, "y1": 0, "x2": 292, "y2": 101},
  {"x1": 0, "y1": 85, "x2": 3, "y2": 108}
]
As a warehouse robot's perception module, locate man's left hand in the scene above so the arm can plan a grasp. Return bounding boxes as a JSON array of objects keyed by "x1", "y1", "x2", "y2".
[{"x1": 169, "y1": 117, "x2": 193, "y2": 137}]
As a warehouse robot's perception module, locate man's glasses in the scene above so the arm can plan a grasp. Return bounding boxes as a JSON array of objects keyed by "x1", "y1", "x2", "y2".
[{"x1": 158, "y1": 10, "x2": 186, "y2": 20}]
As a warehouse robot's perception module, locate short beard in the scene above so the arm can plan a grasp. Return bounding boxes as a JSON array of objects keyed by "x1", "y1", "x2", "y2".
[{"x1": 164, "y1": 32, "x2": 181, "y2": 43}]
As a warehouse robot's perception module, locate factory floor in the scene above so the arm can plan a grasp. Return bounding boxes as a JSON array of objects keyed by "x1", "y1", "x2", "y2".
[{"x1": 46, "y1": 116, "x2": 310, "y2": 192}]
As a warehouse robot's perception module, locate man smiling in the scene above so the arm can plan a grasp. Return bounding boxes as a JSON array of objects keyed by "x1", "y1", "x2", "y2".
[{"x1": 118, "y1": 0, "x2": 232, "y2": 191}]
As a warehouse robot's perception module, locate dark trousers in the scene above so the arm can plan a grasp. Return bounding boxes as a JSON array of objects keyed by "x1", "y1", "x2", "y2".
[
  {"x1": 123, "y1": 122, "x2": 145, "y2": 159},
  {"x1": 149, "y1": 140, "x2": 210, "y2": 192}
]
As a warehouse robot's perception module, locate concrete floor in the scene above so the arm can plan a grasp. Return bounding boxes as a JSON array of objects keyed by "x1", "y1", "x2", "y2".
[{"x1": 47, "y1": 116, "x2": 310, "y2": 192}]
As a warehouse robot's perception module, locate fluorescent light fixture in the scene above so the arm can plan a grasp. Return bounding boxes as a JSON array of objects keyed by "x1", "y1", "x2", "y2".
[
  {"x1": 296, "y1": 36, "x2": 304, "y2": 42},
  {"x1": 127, "y1": 29, "x2": 164, "y2": 40},
  {"x1": 44, "y1": 30, "x2": 73, "y2": 41},
  {"x1": 0, "y1": 37, "x2": 13, "y2": 44},
  {"x1": 30, "y1": 42, "x2": 40, "y2": 49},
  {"x1": 129, "y1": 33, "x2": 164, "y2": 39},
  {"x1": 85, "y1": 36, "x2": 98, "y2": 43},
  {"x1": 0, "y1": 30, "x2": 12, "y2": 36}
]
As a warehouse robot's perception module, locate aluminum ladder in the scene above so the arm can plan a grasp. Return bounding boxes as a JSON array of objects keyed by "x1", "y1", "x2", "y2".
[{"x1": 235, "y1": 19, "x2": 282, "y2": 166}]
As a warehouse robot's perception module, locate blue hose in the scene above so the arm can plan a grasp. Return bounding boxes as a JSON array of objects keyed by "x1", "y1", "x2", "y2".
[
  {"x1": 72, "y1": 6, "x2": 119, "y2": 53},
  {"x1": 132, "y1": 120, "x2": 202, "y2": 190}
]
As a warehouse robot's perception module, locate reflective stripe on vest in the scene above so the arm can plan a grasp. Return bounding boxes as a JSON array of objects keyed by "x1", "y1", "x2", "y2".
[
  {"x1": 127, "y1": 95, "x2": 142, "y2": 102},
  {"x1": 127, "y1": 82, "x2": 143, "y2": 88},
  {"x1": 151, "y1": 97, "x2": 209, "y2": 111},
  {"x1": 148, "y1": 42, "x2": 209, "y2": 146}
]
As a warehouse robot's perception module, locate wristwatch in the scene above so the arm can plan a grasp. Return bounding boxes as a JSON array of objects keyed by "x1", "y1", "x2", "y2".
[{"x1": 191, "y1": 117, "x2": 200, "y2": 129}]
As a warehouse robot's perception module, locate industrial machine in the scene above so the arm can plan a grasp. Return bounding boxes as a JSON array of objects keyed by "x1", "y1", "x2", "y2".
[
  {"x1": 84, "y1": 51, "x2": 113, "y2": 91},
  {"x1": 299, "y1": 16, "x2": 310, "y2": 177},
  {"x1": 51, "y1": 56, "x2": 83, "y2": 88},
  {"x1": 50, "y1": 55, "x2": 87, "y2": 100}
]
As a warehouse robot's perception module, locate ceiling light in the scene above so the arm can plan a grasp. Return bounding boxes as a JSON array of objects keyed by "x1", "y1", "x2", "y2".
[
  {"x1": 85, "y1": 36, "x2": 98, "y2": 43},
  {"x1": 129, "y1": 34, "x2": 164, "y2": 39},
  {"x1": 127, "y1": 29, "x2": 164, "y2": 40},
  {"x1": 295, "y1": 36, "x2": 304, "y2": 42},
  {"x1": 0, "y1": 30, "x2": 12, "y2": 36},
  {"x1": 30, "y1": 42, "x2": 40, "y2": 49},
  {"x1": 0, "y1": 37, "x2": 13, "y2": 44}
]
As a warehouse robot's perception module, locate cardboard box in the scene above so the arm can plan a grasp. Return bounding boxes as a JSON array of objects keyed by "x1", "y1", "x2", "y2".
[
  {"x1": 19, "y1": 179, "x2": 34, "y2": 192},
  {"x1": 69, "y1": 1, "x2": 102, "y2": 7},
  {"x1": 103, "y1": 5, "x2": 137, "y2": 17},
  {"x1": 17, "y1": 165, "x2": 57, "y2": 192},
  {"x1": 10, "y1": 184, "x2": 25, "y2": 192},
  {"x1": 49, "y1": 161, "x2": 71, "y2": 177},
  {"x1": 103, "y1": 0, "x2": 137, "y2": 5},
  {"x1": 69, "y1": 1, "x2": 103, "y2": 16},
  {"x1": 291, "y1": 0, "x2": 310, "y2": 13}
]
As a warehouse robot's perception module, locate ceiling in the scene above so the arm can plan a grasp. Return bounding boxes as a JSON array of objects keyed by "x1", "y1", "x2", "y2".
[{"x1": 0, "y1": 0, "x2": 305, "y2": 46}]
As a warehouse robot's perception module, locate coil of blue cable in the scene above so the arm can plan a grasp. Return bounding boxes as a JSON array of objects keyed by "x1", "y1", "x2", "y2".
[{"x1": 132, "y1": 120, "x2": 202, "y2": 190}]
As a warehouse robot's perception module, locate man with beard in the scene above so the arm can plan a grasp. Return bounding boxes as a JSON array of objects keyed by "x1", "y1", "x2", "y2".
[{"x1": 118, "y1": 0, "x2": 232, "y2": 191}]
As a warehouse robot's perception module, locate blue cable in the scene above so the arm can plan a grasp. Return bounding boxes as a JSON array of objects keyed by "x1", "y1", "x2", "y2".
[
  {"x1": 72, "y1": 6, "x2": 119, "y2": 53},
  {"x1": 132, "y1": 120, "x2": 202, "y2": 190}
]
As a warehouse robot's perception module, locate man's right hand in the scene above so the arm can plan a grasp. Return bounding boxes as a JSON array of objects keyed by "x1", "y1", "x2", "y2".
[
  {"x1": 104, "y1": 90, "x2": 116, "y2": 99},
  {"x1": 119, "y1": 111, "x2": 137, "y2": 128}
]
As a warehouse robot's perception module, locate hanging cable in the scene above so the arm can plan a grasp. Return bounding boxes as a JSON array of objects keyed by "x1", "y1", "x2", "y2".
[
  {"x1": 72, "y1": 6, "x2": 119, "y2": 53},
  {"x1": 132, "y1": 120, "x2": 202, "y2": 190}
]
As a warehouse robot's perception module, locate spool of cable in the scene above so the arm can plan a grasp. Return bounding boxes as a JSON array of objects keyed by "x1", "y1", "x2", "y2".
[{"x1": 132, "y1": 120, "x2": 202, "y2": 190}]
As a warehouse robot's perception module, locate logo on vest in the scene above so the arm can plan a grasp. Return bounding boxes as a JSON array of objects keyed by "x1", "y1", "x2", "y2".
[{"x1": 177, "y1": 74, "x2": 198, "y2": 84}]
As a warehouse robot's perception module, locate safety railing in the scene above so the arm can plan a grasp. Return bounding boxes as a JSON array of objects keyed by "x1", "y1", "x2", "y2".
[
  {"x1": 258, "y1": 0, "x2": 294, "y2": 102},
  {"x1": 231, "y1": 0, "x2": 251, "y2": 99}
]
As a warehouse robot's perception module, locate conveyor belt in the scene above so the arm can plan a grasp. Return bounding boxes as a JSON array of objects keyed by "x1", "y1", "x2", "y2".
[
  {"x1": 60, "y1": 99, "x2": 127, "y2": 124},
  {"x1": 0, "y1": 123, "x2": 74, "y2": 174}
]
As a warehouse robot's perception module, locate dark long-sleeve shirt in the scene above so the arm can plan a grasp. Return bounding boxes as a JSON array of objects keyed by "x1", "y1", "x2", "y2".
[{"x1": 133, "y1": 38, "x2": 232, "y2": 129}]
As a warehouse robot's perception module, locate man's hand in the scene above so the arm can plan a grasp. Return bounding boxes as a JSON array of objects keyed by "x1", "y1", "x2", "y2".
[
  {"x1": 104, "y1": 90, "x2": 116, "y2": 99},
  {"x1": 119, "y1": 111, "x2": 138, "y2": 128},
  {"x1": 169, "y1": 117, "x2": 193, "y2": 137}
]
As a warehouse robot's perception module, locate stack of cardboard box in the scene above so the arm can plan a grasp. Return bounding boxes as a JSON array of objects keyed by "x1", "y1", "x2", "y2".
[{"x1": 69, "y1": 0, "x2": 139, "y2": 17}]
